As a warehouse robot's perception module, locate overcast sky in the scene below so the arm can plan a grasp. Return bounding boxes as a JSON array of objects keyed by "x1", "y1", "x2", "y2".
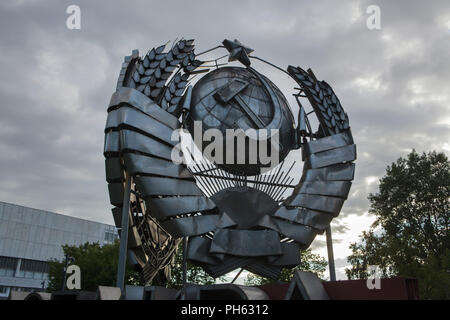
[{"x1": 0, "y1": 0, "x2": 449, "y2": 280}]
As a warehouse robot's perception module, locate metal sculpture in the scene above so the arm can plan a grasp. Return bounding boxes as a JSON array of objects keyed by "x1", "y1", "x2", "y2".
[
  {"x1": 187, "y1": 66, "x2": 295, "y2": 175},
  {"x1": 104, "y1": 39, "x2": 356, "y2": 285}
]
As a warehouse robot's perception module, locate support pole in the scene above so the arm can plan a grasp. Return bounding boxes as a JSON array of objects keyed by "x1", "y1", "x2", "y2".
[
  {"x1": 61, "y1": 255, "x2": 69, "y2": 291},
  {"x1": 326, "y1": 225, "x2": 336, "y2": 281},
  {"x1": 231, "y1": 268, "x2": 244, "y2": 284},
  {"x1": 116, "y1": 172, "x2": 132, "y2": 291},
  {"x1": 181, "y1": 236, "x2": 188, "y2": 299}
]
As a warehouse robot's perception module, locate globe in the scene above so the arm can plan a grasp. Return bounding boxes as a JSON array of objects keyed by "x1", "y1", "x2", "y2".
[{"x1": 187, "y1": 66, "x2": 295, "y2": 176}]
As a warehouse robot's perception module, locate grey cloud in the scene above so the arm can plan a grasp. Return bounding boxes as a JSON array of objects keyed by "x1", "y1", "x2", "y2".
[{"x1": 0, "y1": 0, "x2": 448, "y2": 238}]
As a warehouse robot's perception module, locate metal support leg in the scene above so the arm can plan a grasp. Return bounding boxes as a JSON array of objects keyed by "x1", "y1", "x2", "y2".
[
  {"x1": 181, "y1": 236, "x2": 188, "y2": 300},
  {"x1": 231, "y1": 268, "x2": 244, "y2": 284},
  {"x1": 61, "y1": 256, "x2": 69, "y2": 291},
  {"x1": 326, "y1": 225, "x2": 336, "y2": 281},
  {"x1": 116, "y1": 172, "x2": 132, "y2": 291}
]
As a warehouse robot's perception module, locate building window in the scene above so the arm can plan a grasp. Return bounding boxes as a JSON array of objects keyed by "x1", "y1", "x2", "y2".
[
  {"x1": 10, "y1": 286, "x2": 35, "y2": 293},
  {"x1": 104, "y1": 230, "x2": 118, "y2": 243},
  {"x1": 0, "y1": 256, "x2": 18, "y2": 277},
  {"x1": 16, "y1": 258, "x2": 49, "y2": 280}
]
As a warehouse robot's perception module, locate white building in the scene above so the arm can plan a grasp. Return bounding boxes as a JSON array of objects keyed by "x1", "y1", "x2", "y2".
[{"x1": 0, "y1": 201, "x2": 118, "y2": 298}]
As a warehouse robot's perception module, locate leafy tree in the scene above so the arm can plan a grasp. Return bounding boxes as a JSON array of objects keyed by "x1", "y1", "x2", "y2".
[
  {"x1": 244, "y1": 248, "x2": 328, "y2": 286},
  {"x1": 346, "y1": 150, "x2": 450, "y2": 299},
  {"x1": 47, "y1": 240, "x2": 144, "y2": 292}
]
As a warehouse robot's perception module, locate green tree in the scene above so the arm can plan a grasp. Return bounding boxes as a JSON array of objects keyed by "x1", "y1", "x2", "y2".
[
  {"x1": 47, "y1": 240, "x2": 144, "y2": 292},
  {"x1": 244, "y1": 248, "x2": 328, "y2": 286},
  {"x1": 346, "y1": 150, "x2": 450, "y2": 299}
]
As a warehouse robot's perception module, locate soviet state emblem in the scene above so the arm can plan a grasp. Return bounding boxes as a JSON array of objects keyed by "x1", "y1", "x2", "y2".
[{"x1": 104, "y1": 39, "x2": 356, "y2": 282}]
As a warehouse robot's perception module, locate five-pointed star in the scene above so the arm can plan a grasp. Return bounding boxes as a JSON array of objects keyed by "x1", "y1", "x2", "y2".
[{"x1": 222, "y1": 39, "x2": 254, "y2": 67}]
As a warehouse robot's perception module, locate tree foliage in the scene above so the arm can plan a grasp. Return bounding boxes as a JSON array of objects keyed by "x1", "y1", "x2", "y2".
[
  {"x1": 47, "y1": 240, "x2": 144, "y2": 292},
  {"x1": 245, "y1": 248, "x2": 328, "y2": 286},
  {"x1": 47, "y1": 240, "x2": 226, "y2": 292},
  {"x1": 346, "y1": 150, "x2": 450, "y2": 299}
]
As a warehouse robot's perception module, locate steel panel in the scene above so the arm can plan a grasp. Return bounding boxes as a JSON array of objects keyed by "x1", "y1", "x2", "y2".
[
  {"x1": 303, "y1": 131, "x2": 353, "y2": 156},
  {"x1": 202, "y1": 257, "x2": 253, "y2": 278},
  {"x1": 105, "y1": 158, "x2": 123, "y2": 182},
  {"x1": 123, "y1": 153, "x2": 193, "y2": 180},
  {"x1": 255, "y1": 215, "x2": 279, "y2": 231},
  {"x1": 210, "y1": 229, "x2": 283, "y2": 256},
  {"x1": 274, "y1": 207, "x2": 333, "y2": 231},
  {"x1": 187, "y1": 236, "x2": 222, "y2": 265},
  {"x1": 111, "y1": 206, "x2": 122, "y2": 228},
  {"x1": 146, "y1": 196, "x2": 216, "y2": 220},
  {"x1": 109, "y1": 87, "x2": 180, "y2": 129},
  {"x1": 284, "y1": 270, "x2": 330, "y2": 300},
  {"x1": 301, "y1": 163, "x2": 355, "y2": 182},
  {"x1": 294, "y1": 181, "x2": 352, "y2": 199},
  {"x1": 215, "y1": 212, "x2": 238, "y2": 229},
  {"x1": 245, "y1": 261, "x2": 282, "y2": 280},
  {"x1": 119, "y1": 129, "x2": 177, "y2": 162},
  {"x1": 161, "y1": 214, "x2": 219, "y2": 237},
  {"x1": 104, "y1": 131, "x2": 120, "y2": 154},
  {"x1": 210, "y1": 186, "x2": 279, "y2": 229},
  {"x1": 105, "y1": 107, "x2": 178, "y2": 146},
  {"x1": 266, "y1": 242, "x2": 300, "y2": 266},
  {"x1": 135, "y1": 176, "x2": 203, "y2": 197},
  {"x1": 286, "y1": 194, "x2": 345, "y2": 216},
  {"x1": 306, "y1": 144, "x2": 356, "y2": 169},
  {"x1": 108, "y1": 182, "x2": 124, "y2": 206},
  {"x1": 273, "y1": 219, "x2": 316, "y2": 247}
]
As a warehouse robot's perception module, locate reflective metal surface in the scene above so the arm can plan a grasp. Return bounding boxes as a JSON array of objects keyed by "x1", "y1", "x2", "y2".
[
  {"x1": 187, "y1": 66, "x2": 295, "y2": 175},
  {"x1": 104, "y1": 39, "x2": 357, "y2": 283}
]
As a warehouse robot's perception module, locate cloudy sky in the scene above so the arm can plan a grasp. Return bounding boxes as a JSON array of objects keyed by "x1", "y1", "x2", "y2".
[{"x1": 0, "y1": 0, "x2": 449, "y2": 280}]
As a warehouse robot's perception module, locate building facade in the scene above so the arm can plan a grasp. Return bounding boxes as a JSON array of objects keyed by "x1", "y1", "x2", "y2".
[{"x1": 0, "y1": 201, "x2": 118, "y2": 298}]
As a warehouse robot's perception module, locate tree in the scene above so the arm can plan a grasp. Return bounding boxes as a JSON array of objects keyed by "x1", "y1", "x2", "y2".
[
  {"x1": 346, "y1": 150, "x2": 450, "y2": 299},
  {"x1": 244, "y1": 248, "x2": 328, "y2": 286},
  {"x1": 47, "y1": 240, "x2": 144, "y2": 292}
]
